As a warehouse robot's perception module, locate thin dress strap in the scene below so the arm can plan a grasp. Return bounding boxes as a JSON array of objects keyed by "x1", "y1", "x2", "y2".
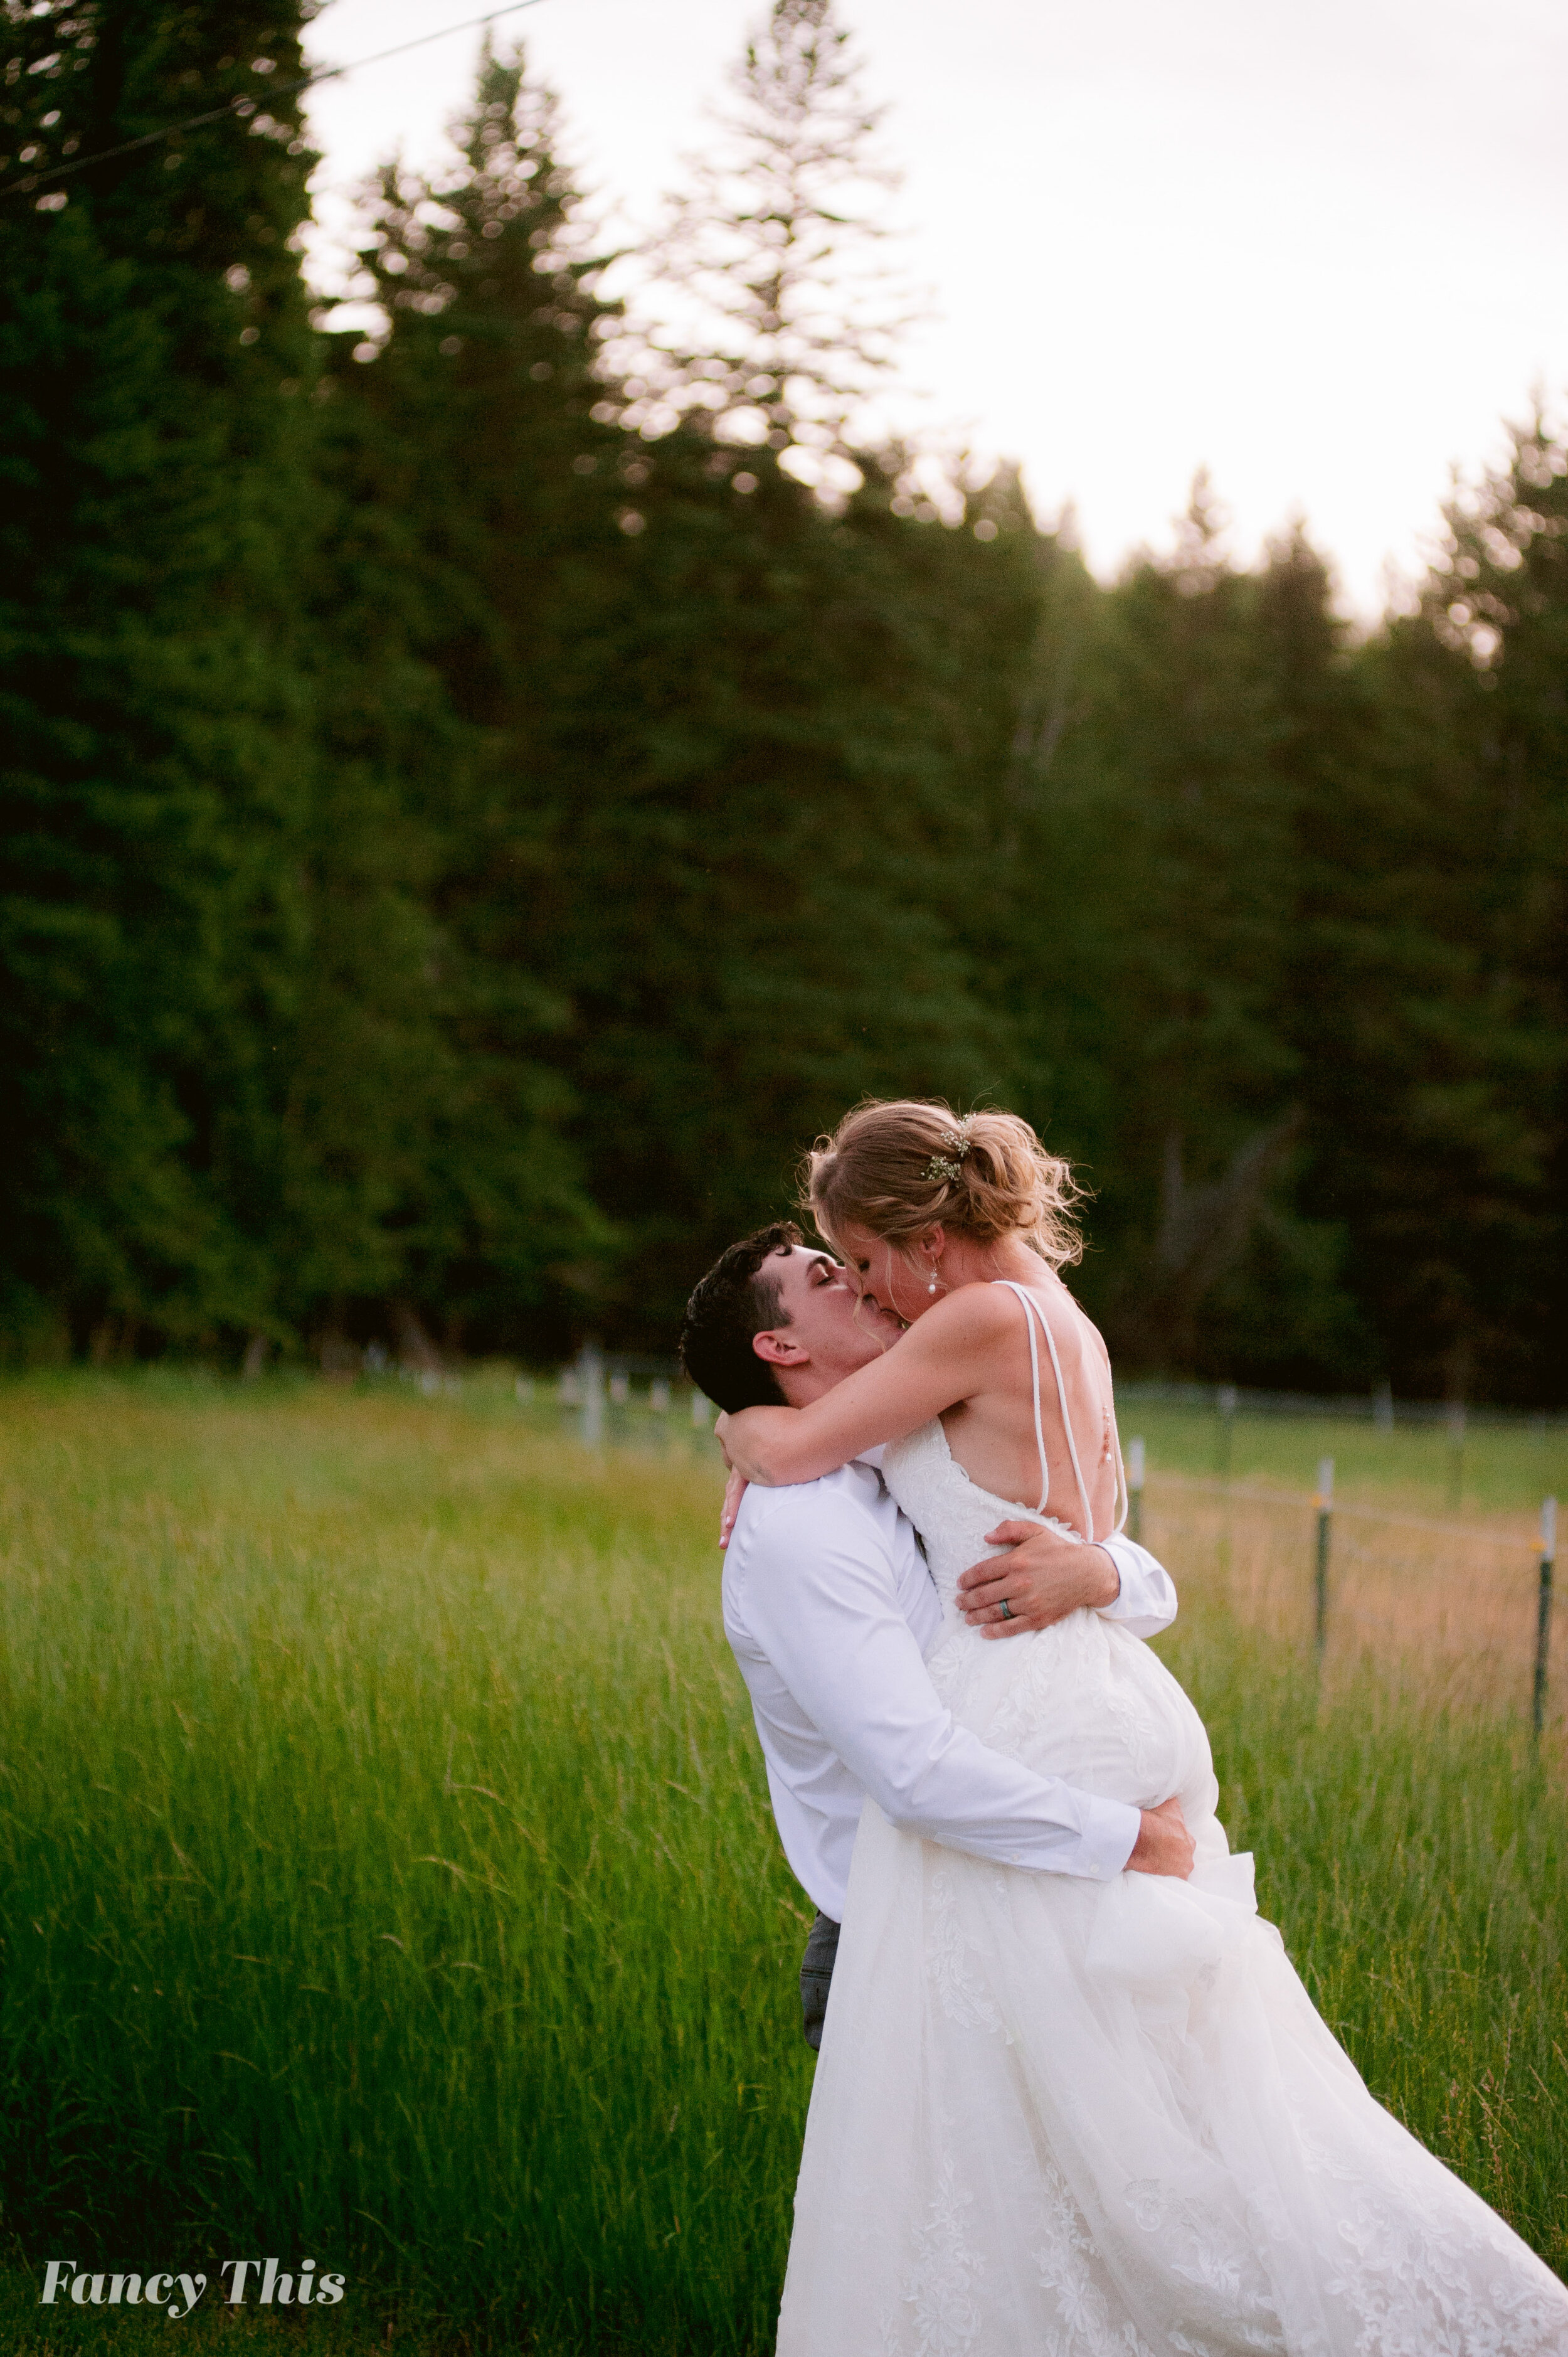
[
  {"x1": 993, "y1": 1280, "x2": 1098, "y2": 1543},
  {"x1": 1005, "y1": 1279, "x2": 1049, "y2": 1514}
]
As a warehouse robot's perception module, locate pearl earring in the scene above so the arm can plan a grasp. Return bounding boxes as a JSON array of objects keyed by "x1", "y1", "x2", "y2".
[{"x1": 928, "y1": 1275, "x2": 940, "y2": 1295}]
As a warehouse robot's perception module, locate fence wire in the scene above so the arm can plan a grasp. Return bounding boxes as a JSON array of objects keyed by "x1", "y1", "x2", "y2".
[{"x1": 1138, "y1": 1473, "x2": 1559, "y2": 1739}]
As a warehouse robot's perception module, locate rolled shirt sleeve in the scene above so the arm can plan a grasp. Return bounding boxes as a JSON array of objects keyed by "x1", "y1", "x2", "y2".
[
  {"x1": 726, "y1": 1477, "x2": 1142, "y2": 1897},
  {"x1": 1096, "y1": 1533, "x2": 1179, "y2": 1641}
]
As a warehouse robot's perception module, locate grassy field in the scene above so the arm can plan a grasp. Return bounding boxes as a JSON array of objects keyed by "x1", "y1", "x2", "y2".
[{"x1": 0, "y1": 1374, "x2": 1564, "y2": 2351}]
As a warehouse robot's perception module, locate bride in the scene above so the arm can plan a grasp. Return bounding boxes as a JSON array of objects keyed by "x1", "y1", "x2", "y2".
[{"x1": 715, "y1": 1099, "x2": 1568, "y2": 2356}]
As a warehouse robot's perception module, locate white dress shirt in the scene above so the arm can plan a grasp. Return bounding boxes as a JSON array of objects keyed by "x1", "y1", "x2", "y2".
[{"x1": 722, "y1": 1451, "x2": 1178, "y2": 1922}]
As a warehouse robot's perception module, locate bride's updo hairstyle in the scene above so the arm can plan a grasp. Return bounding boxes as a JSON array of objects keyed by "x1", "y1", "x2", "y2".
[{"x1": 804, "y1": 1099, "x2": 1084, "y2": 1272}]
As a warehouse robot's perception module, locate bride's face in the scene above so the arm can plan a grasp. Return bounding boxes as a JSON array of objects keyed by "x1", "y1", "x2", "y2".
[{"x1": 828, "y1": 1222, "x2": 935, "y2": 1328}]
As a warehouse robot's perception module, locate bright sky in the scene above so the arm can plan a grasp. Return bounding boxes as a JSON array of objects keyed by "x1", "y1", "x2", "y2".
[{"x1": 302, "y1": 0, "x2": 1568, "y2": 617}]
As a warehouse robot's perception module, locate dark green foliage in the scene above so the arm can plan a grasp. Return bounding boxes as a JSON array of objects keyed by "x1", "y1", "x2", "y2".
[
  {"x1": 985, "y1": 466, "x2": 1566, "y2": 1401},
  {"x1": 0, "y1": 11, "x2": 598, "y2": 1367},
  {"x1": 0, "y1": 0, "x2": 489, "y2": 1363},
  {"x1": 338, "y1": 45, "x2": 1008, "y2": 1345},
  {"x1": 0, "y1": 0, "x2": 323, "y2": 1353},
  {"x1": 1295, "y1": 413, "x2": 1568, "y2": 1400},
  {"x1": 1, "y1": 1, "x2": 1565, "y2": 1397},
  {"x1": 987, "y1": 489, "x2": 1369, "y2": 1383},
  {"x1": 317, "y1": 46, "x2": 620, "y2": 1351},
  {"x1": 539, "y1": 444, "x2": 1017, "y2": 1338}
]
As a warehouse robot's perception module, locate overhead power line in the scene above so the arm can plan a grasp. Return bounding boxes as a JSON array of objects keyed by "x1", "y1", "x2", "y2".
[{"x1": 2, "y1": 0, "x2": 549, "y2": 203}]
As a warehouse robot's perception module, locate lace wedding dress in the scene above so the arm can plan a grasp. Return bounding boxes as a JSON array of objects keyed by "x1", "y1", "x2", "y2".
[{"x1": 775, "y1": 1282, "x2": 1568, "y2": 2356}]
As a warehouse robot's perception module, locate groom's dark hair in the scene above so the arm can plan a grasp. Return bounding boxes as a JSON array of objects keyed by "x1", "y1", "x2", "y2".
[{"x1": 679, "y1": 1221, "x2": 803, "y2": 1412}]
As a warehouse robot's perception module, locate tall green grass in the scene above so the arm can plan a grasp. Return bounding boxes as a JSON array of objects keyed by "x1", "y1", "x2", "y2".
[{"x1": 0, "y1": 1376, "x2": 1563, "y2": 2350}]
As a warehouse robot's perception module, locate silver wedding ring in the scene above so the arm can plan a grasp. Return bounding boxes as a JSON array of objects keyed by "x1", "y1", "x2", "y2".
[{"x1": 998, "y1": 1599, "x2": 1014, "y2": 1621}]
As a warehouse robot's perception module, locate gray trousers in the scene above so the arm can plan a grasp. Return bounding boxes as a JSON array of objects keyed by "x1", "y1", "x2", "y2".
[{"x1": 799, "y1": 1909, "x2": 840, "y2": 2050}]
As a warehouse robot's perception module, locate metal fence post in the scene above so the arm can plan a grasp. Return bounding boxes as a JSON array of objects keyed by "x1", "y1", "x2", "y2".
[
  {"x1": 1127, "y1": 1437, "x2": 1145, "y2": 1544},
  {"x1": 1446, "y1": 1400, "x2": 1466, "y2": 1511},
  {"x1": 1314, "y1": 1456, "x2": 1335, "y2": 1660},
  {"x1": 1533, "y1": 1496, "x2": 1557, "y2": 1743},
  {"x1": 1216, "y1": 1385, "x2": 1237, "y2": 1484},
  {"x1": 690, "y1": 1386, "x2": 712, "y2": 1432},
  {"x1": 580, "y1": 1339, "x2": 605, "y2": 1447}
]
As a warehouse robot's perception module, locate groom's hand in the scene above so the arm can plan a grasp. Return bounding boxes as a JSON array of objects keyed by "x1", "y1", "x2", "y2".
[
  {"x1": 719, "y1": 1467, "x2": 749, "y2": 1549},
  {"x1": 1126, "y1": 1796, "x2": 1195, "y2": 1879},
  {"x1": 957, "y1": 1522, "x2": 1120, "y2": 1636}
]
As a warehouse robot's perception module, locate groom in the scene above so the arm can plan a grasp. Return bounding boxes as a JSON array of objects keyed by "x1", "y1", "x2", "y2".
[{"x1": 679, "y1": 1222, "x2": 1195, "y2": 2050}]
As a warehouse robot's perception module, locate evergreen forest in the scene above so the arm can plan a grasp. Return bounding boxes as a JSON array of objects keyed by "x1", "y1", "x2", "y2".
[{"x1": 4, "y1": 0, "x2": 1565, "y2": 1404}]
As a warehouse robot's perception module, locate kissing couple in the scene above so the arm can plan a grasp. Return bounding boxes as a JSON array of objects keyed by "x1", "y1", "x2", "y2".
[{"x1": 679, "y1": 1098, "x2": 1568, "y2": 2354}]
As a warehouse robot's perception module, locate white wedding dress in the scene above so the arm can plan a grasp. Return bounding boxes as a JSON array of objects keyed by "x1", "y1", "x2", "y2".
[{"x1": 776, "y1": 1281, "x2": 1568, "y2": 2356}]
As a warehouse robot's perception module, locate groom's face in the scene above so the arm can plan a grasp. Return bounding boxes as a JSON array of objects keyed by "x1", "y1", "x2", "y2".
[{"x1": 754, "y1": 1243, "x2": 903, "y2": 1400}]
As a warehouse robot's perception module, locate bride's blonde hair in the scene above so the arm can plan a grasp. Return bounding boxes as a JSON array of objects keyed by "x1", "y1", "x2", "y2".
[{"x1": 803, "y1": 1099, "x2": 1084, "y2": 1272}]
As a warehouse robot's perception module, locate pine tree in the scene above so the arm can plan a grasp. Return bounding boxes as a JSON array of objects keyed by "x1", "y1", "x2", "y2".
[
  {"x1": 621, "y1": 0, "x2": 914, "y2": 496},
  {"x1": 332, "y1": 35, "x2": 1011, "y2": 1347},
  {"x1": 1049, "y1": 482, "x2": 1300, "y2": 1368},
  {"x1": 1313, "y1": 409, "x2": 1568, "y2": 1400},
  {"x1": 0, "y1": 0, "x2": 489, "y2": 1364},
  {"x1": 543, "y1": 440, "x2": 1014, "y2": 1341},
  {"x1": 347, "y1": 41, "x2": 628, "y2": 733},
  {"x1": 1237, "y1": 519, "x2": 1380, "y2": 1383},
  {"x1": 987, "y1": 484, "x2": 1372, "y2": 1381},
  {"x1": 0, "y1": 0, "x2": 325, "y2": 1354},
  {"x1": 333, "y1": 41, "x2": 636, "y2": 1348}
]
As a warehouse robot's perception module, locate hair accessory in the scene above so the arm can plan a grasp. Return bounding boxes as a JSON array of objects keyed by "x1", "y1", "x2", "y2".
[{"x1": 921, "y1": 1125, "x2": 972, "y2": 1185}]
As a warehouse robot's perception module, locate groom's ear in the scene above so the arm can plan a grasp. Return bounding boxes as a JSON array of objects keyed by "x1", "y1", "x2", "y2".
[{"x1": 753, "y1": 1329, "x2": 809, "y2": 1369}]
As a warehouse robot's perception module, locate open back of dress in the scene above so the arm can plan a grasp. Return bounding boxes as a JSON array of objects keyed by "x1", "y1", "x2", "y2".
[{"x1": 988, "y1": 1277, "x2": 1127, "y2": 1543}]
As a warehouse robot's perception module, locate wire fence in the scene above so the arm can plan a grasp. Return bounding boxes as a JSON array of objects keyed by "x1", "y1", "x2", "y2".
[
  {"x1": 1115, "y1": 1377, "x2": 1568, "y2": 1434},
  {"x1": 1130, "y1": 1459, "x2": 1561, "y2": 1745}
]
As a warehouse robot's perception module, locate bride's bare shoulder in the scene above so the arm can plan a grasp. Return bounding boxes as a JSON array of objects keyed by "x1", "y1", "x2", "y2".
[
  {"x1": 914, "y1": 1282, "x2": 1025, "y2": 1345},
  {"x1": 1004, "y1": 1270, "x2": 1110, "y2": 1367},
  {"x1": 1059, "y1": 1283, "x2": 1113, "y2": 1369}
]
